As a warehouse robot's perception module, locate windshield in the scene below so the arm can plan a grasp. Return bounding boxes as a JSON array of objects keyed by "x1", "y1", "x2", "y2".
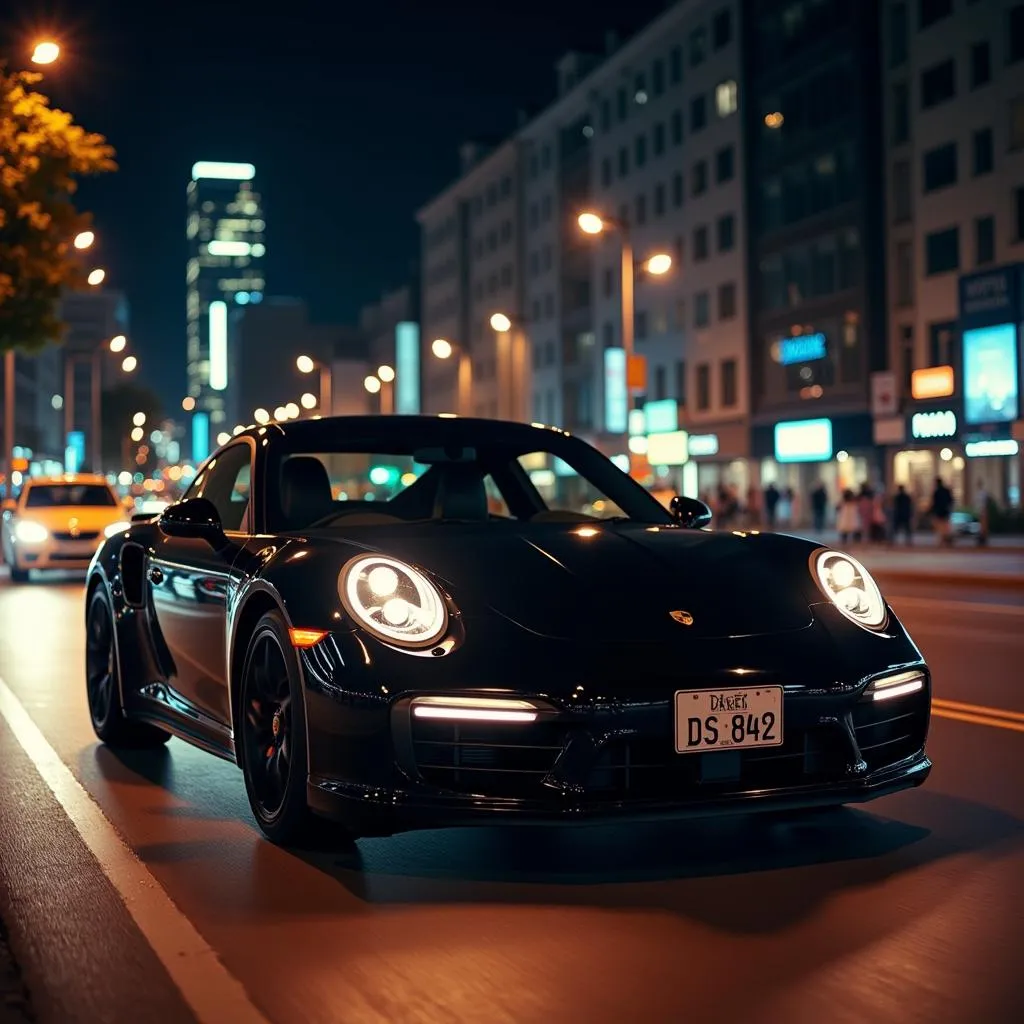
[
  {"x1": 267, "y1": 430, "x2": 673, "y2": 532},
  {"x1": 23, "y1": 484, "x2": 118, "y2": 508}
]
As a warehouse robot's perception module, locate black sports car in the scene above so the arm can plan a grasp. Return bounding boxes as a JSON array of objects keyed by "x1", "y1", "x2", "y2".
[{"x1": 84, "y1": 416, "x2": 931, "y2": 844}]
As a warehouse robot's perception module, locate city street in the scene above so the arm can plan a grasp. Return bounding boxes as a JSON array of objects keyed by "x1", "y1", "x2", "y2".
[{"x1": 0, "y1": 560, "x2": 1022, "y2": 1024}]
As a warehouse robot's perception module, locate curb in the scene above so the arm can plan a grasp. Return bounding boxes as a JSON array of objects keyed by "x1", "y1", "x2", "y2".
[{"x1": 873, "y1": 569, "x2": 1024, "y2": 591}]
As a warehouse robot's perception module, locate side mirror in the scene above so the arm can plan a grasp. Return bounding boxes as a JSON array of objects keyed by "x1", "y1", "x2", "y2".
[
  {"x1": 158, "y1": 497, "x2": 225, "y2": 543},
  {"x1": 670, "y1": 495, "x2": 713, "y2": 529}
]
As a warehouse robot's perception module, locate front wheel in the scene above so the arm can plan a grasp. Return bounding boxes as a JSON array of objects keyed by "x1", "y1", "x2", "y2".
[
  {"x1": 85, "y1": 588, "x2": 170, "y2": 748},
  {"x1": 238, "y1": 610, "x2": 351, "y2": 847}
]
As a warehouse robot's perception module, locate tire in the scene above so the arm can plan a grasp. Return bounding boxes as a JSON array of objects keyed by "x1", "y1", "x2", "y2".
[
  {"x1": 10, "y1": 567, "x2": 29, "y2": 584},
  {"x1": 85, "y1": 588, "x2": 171, "y2": 748},
  {"x1": 238, "y1": 610, "x2": 351, "y2": 847}
]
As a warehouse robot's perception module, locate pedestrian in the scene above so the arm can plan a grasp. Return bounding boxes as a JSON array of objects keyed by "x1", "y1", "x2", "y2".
[
  {"x1": 930, "y1": 477, "x2": 954, "y2": 546},
  {"x1": 892, "y1": 484, "x2": 913, "y2": 545},
  {"x1": 837, "y1": 489, "x2": 859, "y2": 545},
  {"x1": 976, "y1": 483, "x2": 990, "y2": 545},
  {"x1": 810, "y1": 482, "x2": 827, "y2": 532},
  {"x1": 764, "y1": 482, "x2": 779, "y2": 529}
]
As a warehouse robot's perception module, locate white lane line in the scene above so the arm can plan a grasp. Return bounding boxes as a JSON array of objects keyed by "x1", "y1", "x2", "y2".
[
  {"x1": 0, "y1": 676, "x2": 271, "y2": 1024},
  {"x1": 888, "y1": 595, "x2": 1024, "y2": 616}
]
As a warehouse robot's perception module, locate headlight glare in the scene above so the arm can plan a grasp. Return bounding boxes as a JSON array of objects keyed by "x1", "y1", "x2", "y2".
[
  {"x1": 14, "y1": 520, "x2": 48, "y2": 543},
  {"x1": 813, "y1": 549, "x2": 887, "y2": 630},
  {"x1": 104, "y1": 521, "x2": 131, "y2": 538},
  {"x1": 339, "y1": 554, "x2": 448, "y2": 648}
]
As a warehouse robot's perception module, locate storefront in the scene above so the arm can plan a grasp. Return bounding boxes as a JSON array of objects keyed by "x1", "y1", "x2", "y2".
[
  {"x1": 681, "y1": 420, "x2": 752, "y2": 509},
  {"x1": 751, "y1": 412, "x2": 877, "y2": 526},
  {"x1": 888, "y1": 402, "x2": 966, "y2": 516}
]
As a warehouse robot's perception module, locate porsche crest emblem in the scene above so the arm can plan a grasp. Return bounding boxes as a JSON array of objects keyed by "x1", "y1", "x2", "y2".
[{"x1": 670, "y1": 610, "x2": 694, "y2": 626}]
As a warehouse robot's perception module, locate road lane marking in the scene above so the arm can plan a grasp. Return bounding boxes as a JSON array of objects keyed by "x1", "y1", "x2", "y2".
[
  {"x1": 0, "y1": 676, "x2": 271, "y2": 1024},
  {"x1": 931, "y1": 697, "x2": 1024, "y2": 734},
  {"x1": 888, "y1": 596, "x2": 1024, "y2": 616}
]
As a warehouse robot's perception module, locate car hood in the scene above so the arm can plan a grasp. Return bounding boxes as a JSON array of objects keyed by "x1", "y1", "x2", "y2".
[
  {"x1": 319, "y1": 524, "x2": 817, "y2": 641},
  {"x1": 14, "y1": 505, "x2": 125, "y2": 533}
]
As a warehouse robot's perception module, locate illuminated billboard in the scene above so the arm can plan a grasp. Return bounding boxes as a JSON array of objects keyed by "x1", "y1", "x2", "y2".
[
  {"x1": 774, "y1": 418, "x2": 833, "y2": 462},
  {"x1": 963, "y1": 322, "x2": 1019, "y2": 425},
  {"x1": 604, "y1": 348, "x2": 628, "y2": 433},
  {"x1": 910, "y1": 365, "x2": 955, "y2": 400},
  {"x1": 395, "y1": 321, "x2": 420, "y2": 414}
]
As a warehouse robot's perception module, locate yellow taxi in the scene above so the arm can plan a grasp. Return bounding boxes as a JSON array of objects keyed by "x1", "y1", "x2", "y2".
[{"x1": 1, "y1": 474, "x2": 129, "y2": 583}]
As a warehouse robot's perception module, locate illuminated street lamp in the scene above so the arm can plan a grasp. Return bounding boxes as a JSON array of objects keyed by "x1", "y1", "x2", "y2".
[
  {"x1": 273, "y1": 406, "x2": 287, "y2": 421},
  {"x1": 31, "y1": 41, "x2": 60, "y2": 65},
  {"x1": 296, "y1": 354, "x2": 332, "y2": 413},
  {"x1": 182, "y1": 396, "x2": 196, "y2": 412},
  {"x1": 489, "y1": 312, "x2": 512, "y2": 333},
  {"x1": 364, "y1": 375, "x2": 382, "y2": 394},
  {"x1": 216, "y1": 431, "x2": 231, "y2": 446},
  {"x1": 299, "y1": 392, "x2": 317, "y2": 410},
  {"x1": 132, "y1": 411, "x2": 146, "y2": 427},
  {"x1": 577, "y1": 212, "x2": 605, "y2": 235},
  {"x1": 377, "y1": 364, "x2": 395, "y2": 383},
  {"x1": 121, "y1": 355, "x2": 137, "y2": 373},
  {"x1": 73, "y1": 231, "x2": 95, "y2": 250},
  {"x1": 87, "y1": 268, "x2": 106, "y2": 286},
  {"x1": 109, "y1": 334, "x2": 127, "y2": 353},
  {"x1": 645, "y1": 253, "x2": 673, "y2": 276},
  {"x1": 295, "y1": 354, "x2": 315, "y2": 374},
  {"x1": 432, "y1": 338, "x2": 453, "y2": 360},
  {"x1": 130, "y1": 427, "x2": 144, "y2": 443},
  {"x1": 285, "y1": 401, "x2": 299, "y2": 419},
  {"x1": 254, "y1": 407, "x2": 270, "y2": 424},
  {"x1": 430, "y1": 338, "x2": 471, "y2": 415}
]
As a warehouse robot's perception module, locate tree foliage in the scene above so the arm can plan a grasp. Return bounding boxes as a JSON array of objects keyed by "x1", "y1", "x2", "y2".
[{"x1": 0, "y1": 64, "x2": 117, "y2": 354}]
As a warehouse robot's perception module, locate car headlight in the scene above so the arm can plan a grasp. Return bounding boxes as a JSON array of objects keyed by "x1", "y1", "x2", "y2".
[
  {"x1": 14, "y1": 520, "x2": 48, "y2": 543},
  {"x1": 813, "y1": 549, "x2": 887, "y2": 630},
  {"x1": 104, "y1": 521, "x2": 131, "y2": 538},
  {"x1": 339, "y1": 554, "x2": 449, "y2": 648}
]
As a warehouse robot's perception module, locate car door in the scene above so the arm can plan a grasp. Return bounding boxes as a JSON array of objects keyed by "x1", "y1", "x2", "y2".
[{"x1": 147, "y1": 440, "x2": 254, "y2": 730}]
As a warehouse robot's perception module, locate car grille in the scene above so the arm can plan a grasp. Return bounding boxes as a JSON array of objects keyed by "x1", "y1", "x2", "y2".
[
  {"x1": 52, "y1": 530, "x2": 99, "y2": 541},
  {"x1": 850, "y1": 699, "x2": 928, "y2": 772},
  {"x1": 410, "y1": 717, "x2": 567, "y2": 798}
]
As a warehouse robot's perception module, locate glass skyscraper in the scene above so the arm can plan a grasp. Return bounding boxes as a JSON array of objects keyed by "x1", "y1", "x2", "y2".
[{"x1": 185, "y1": 161, "x2": 265, "y2": 434}]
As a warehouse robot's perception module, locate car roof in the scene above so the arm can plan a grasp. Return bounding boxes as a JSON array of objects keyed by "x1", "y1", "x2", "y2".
[{"x1": 24, "y1": 473, "x2": 111, "y2": 487}]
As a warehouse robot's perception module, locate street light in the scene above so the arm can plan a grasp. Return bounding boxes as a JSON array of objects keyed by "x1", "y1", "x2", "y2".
[
  {"x1": 109, "y1": 334, "x2": 127, "y2": 353},
  {"x1": 182, "y1": 396, "x2": 196, "y2": 411},
  {"x1": 73, "y1": 231, "x2": 95, "y2": 250},
  {"x1": 489, "y1": 313, "x2": 512, "y2": 333},
  {"x1": 430, "y1": 338, "x2": 471, "y2": 415},
  {"x1": 300, "y1": 392, "x2": 317, "y2": 410},
  {"x1": 577, "y1": 212, "x2": 605, "y2": 235},
  {"x1": 273, "y1": 406, "x2": 287, "y2": 421},
  {"x1": 432, "y1": 338, "x2": 453, "y2": 360},
  {"x1": 377, "y1": 364, "x2": 395, "y2": 383},
  {"x1": 285, "y1": 402, "x2": 299, "y2": 419},
  {"x1": 645, "y1": 253, "x2": 673, "y2": 276},
  {"x1": 121, "y1": 355, "x2": 137, "y2": 373},
  {"x1": 296, "y1": 355, "x2": 315, "y2": 374},
  {"x1": 364, "y1": 375, "x2": 382, "y2": 394},
  {"x1": 295, "y1": 354, "x2": 332, "y2": 413},
  {"x1": 254, "y1": 407, "x2": 270, "y2": 424},
  {"x1": 130, "y1": 426, "x2": 144, "y2": 443},
  {"x1": 87, "y1": 268, "x2": 105, "y2": 286},
  {"x1": 132, "y1": 411, "x2": 146, "y2": 427},
  {"x1": 31, "y1": 41, "x2": 60, "y2": 65}
]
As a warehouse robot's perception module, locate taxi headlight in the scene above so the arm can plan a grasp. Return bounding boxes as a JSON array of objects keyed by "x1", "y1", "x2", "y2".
[
  {"x1": 812, "y1": 549, "x2": 887, "y2": 630},
  {"x1": 14, "y1": 520, "x2": 48, "y2": 544},
  {"x1": 339, "y1": 554, "x2": 449, "y2": 648},
  {"x1": 104, "y1": 521, "x2": 131, "y2": 538}
]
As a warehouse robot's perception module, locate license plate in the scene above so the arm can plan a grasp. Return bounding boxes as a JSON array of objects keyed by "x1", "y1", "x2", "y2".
[{"x1": 674, "y1": 686, "x2": 784, "y2": 754}]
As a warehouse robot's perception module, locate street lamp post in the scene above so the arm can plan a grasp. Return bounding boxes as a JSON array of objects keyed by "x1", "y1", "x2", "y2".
[
  {"x1": 488, "y1": 313, "x2": 530, "y2": 422},
  {"x1": 431, "y1": 338, "x2": 472, "y2": 416},
  {"x1": 296, "y1": 355, "x2": 332, "y2": 415}
]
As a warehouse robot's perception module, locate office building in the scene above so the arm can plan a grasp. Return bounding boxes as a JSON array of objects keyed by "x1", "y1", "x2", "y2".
[
  {"x1": 881, "y1": 0, "x2": 1024, "y2": 509},
  {"x1": 742, "y1": 0, "x2": 886, "y2": 503},
  {"x1": 185, "y1": 160, "x2": 265, "y2": 439},
  {"x1": 417, "y1": 139, "x2": 525, "y2": 419}
]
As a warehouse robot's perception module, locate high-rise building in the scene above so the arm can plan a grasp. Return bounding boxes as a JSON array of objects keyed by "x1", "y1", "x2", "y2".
[
  {"x1": 742, "y1": 0, "x2": 887, "y2": 501},
  {"x1": 881, "y1": 0, "x2": 1024, "y2": 509},
  {"x1": 185, "y1": 160, "x2": 265, "y2": 443}
]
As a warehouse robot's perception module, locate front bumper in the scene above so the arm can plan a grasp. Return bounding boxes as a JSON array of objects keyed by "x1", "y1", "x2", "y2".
[{"x1": 10, "y1": 535, "x2": 103, "y2": 571}]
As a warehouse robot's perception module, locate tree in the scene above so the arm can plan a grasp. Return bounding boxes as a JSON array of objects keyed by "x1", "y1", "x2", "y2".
[
  {"x1": 100, "y1": 381, "x2": 163, "y2": 470},
  {"x1": 0, "y1": 64, "x2": 117, "y2": 354}
]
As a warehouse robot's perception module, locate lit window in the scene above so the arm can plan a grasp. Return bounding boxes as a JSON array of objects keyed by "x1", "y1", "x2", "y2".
[{"x1": 716, "y1": 80, "x2": 738, "y2": 117}]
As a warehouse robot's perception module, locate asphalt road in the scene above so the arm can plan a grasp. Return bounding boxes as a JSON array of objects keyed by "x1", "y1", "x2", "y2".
[{"x1": 0, "y1": 569, "x2": 1022, "y2": 1024}]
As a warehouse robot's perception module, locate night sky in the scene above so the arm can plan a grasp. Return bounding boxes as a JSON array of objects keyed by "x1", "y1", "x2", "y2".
[{"x1": 4, "y1": 0, "x2": 668, "y2": 410}]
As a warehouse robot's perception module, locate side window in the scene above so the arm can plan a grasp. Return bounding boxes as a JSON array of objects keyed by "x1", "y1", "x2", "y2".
[{"x1": 188, "y1": 444, "x2": 253, "y2": 532}]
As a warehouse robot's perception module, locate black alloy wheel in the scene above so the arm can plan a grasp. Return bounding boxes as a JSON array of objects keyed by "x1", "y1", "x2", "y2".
[
  {"x1": 239, "y1": 610, "x2": 339, "y2": 846},
  {"x1": 85, "y1": 588, "x2": 170, "y2": 747}
]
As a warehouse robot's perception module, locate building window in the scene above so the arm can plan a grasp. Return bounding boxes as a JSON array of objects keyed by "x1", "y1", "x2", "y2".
[
  {"x1": 892, "y1": 82, "x2": 910, "y2": 144},
  {"x1": 617, "y1": 88, "x2": 627, "y2": 120},
  {"x1": 721, "y1": 359, "x2": 737, "y2": 406},
  {"x1": 672, "y1": 172, "x2": 684, "y2": 207},
  {"x1": 925, "y1": 227, "x2": 959, "y2": 275},
  {"x1": 670, "y1": 45, "x2": 682, "y2": 83},
  {"x1": 654, "y1": 364, "x2": 667, "y2": 400},
  {"x1": 1010, "y1": 98, "x2": 1024, "y2": 150},
  {"x1": 654, "y1": 182, "x2": 666, "y2": 216},
  {"x1": 690, "y1": 94, "x2": 707, "y2": 132},
  {"x1": 690, "y1": 26, "x2": 707, "y2": 66},
  {"x1": 713, "y1": 8, "x2": 732, "y2": 48},
  {"x1": 671, "y1": 109, "x2": 683, "y2": 144},
  {"x1": 692, "y1": 160, "x2": 708, "y2": 195},
  {"x1": 653, "y1": 59, "x2": 665, "y2": 96},
  {"x1": 636, "y1": 311, "x2": 649, "y2": 341},
  {"x1": 929, "y1": 321, "x2": 956, "y2": 366},
  {"x1": 889, "y1": 2, "x2": 908, "y2": 67},
  {"x1": 971, "y1": 41, "x2": 991, "y2": 88},
  {"x1": 601, "y1": 158, "x2": 612, "y2": 187},
  {"x1": 892, "y1": 160, "x2": 912, "y2": 222},
  {"x1": 696, "y1": 363, "x2": 710, "y2": 409},
  {"x1": 922, "y1": 142, "x2": 957, "y2": 192},
  {"x1": 635, "y1": 194, "x2": 647, "y2": 225},
  {"x1": 895, "y1": 240, "x2": 914, "y2": 307},
  {"x1": 675, "y1": 360, "x2": 686, "y2": 405},
  {"x1": 635, "y1": 135, "x2": 647, "y2": 167},
  {"x1": 921, "y1": 59, "x2": 956, "y2": 109},
  {"x1": 975, "y1": 216, "x2": 995, "y2": 265},
  {"x1": 694, "y1": 225, "x2": 709, "y2": 261},
  {"x1": 695, "y1": 292, "x2": 710, "y2": 329},
  {"x1": 919, "y1": 0, "x2": 952, "y2": 30},
  {"x1": 601, "y1": 99, "x2": 611, "y2": 131},
  {"x1": 603, "y1": 267, "x2": 614, "y2": 297},
  {"x1": 618, "y1": 146, "x2": 629, "y2": 176},
  {"x1": 973, "y1": 127, "x2": 994, "y2": 173},
  {"x1": 717, "y1": 213, "x2": 735, "y2": 252},
  {"x1": 718, "y1": 283, "x2": 737, "y2": 320},
  {"x1": 653, "y1": 122, "x2": 666, "y2": 155},
  {"x1": 715, "y1": 80, "x2": 738, "y2": 117},
  {"x1": 715, "y1": 145, "x2": 735, "y2": 182},
  {"x1": 900, "y1": 324, "x2": 914, "y2": 393},
  {"x1": 1011, "y1": 4, "x2": 1024, "y2": 63}
]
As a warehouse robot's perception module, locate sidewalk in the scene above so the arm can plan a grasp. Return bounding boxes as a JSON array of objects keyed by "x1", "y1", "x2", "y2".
[{"x1": 778, "y1": 529, "x2": 1024, "y2": 587}]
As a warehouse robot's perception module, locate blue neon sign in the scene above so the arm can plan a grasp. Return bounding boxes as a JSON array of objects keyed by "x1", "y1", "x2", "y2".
[
  {"x1": 191, "y1": 412, "x2": 210, "y2": 463},
  {"x1": 779, "y1": 332, "x2": 827, "y2": 365}
]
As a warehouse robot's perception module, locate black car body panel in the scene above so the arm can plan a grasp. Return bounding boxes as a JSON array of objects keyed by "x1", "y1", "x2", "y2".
[{"x1": 86, "y1": 416, "x2": 932, "y2": 838}]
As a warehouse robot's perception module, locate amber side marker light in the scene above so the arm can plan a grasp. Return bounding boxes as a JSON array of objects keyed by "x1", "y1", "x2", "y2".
[{"x1": 288, "y1": 628, "x2": 329, "y2": 648}]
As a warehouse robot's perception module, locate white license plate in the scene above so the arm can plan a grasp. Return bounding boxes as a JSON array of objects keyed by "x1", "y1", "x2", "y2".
[{"x1": 674, "y1": 686, "x2": 784, "y2": 754}]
